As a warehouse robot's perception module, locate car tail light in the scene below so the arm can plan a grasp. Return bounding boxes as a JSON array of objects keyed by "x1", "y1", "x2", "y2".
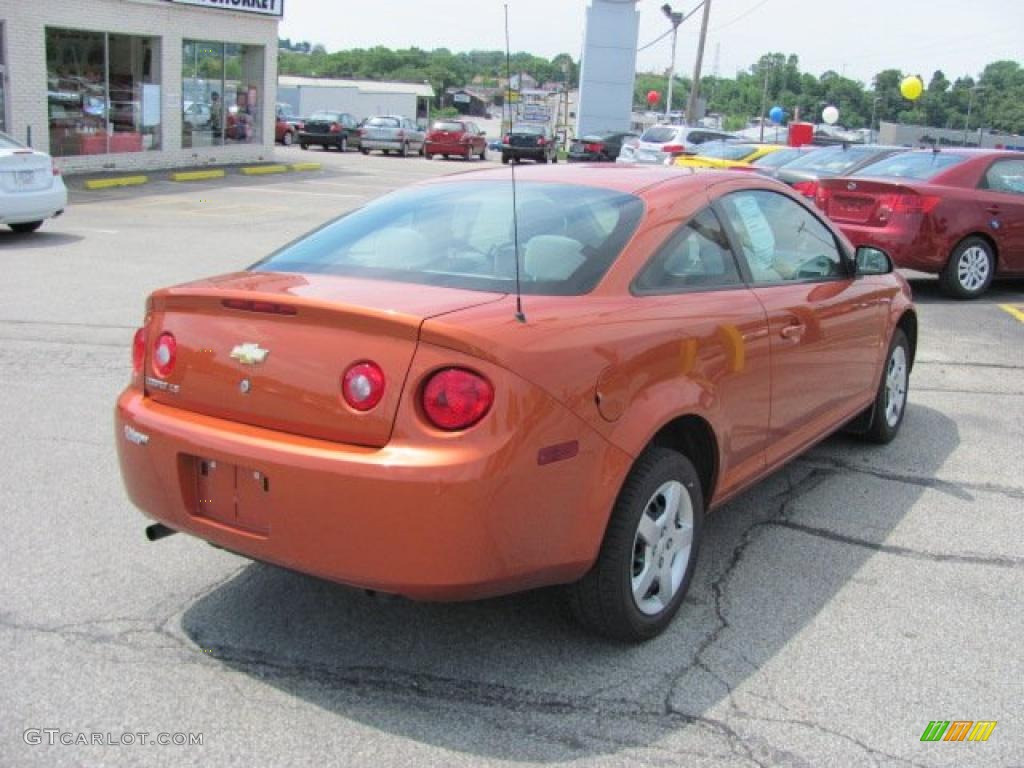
[
  {"x1": 661, "y1": 143, "x2": 685, "y2": 154},
  {"x1": 397, "y1": 130, "x2": 405, "y2": 139},
  {"x1": 357, "y1": 128, "x2": 366, "y2": 137},
  {"x1": 503, "y1": 134, "x2": 511, "y2": 144},
  {"x1": 152, "y1": 332, "x2": 176, "y2": 378},
  {"x1": 792, "y1": 180, "x2": 819, "y2": 198},
  {"x1": 52, "y1": 162, "x2": 62, "y2": 176},
  {"x1": 329, "y1": 122, "x2": 341, "y2": 133},
  {"x1": 536, "y1": 137, "x2": 547, "y2": 146},
  {"x1": 132, "y1": 328, "x2": 147, "y2": 375},
  {"x1": 583, "y1": 142, "x2": 605, "y2": 153},
  {"x1": 421, "y1": 368, "x2": 494, "y2": 431},
  {"x1": 813, "y1": 185, "x2": 830, "y2": 210},
  {"x1": 878, "y1": 193, "x2": 941, "y2": 217},
  {"x1": 342, "y1": 361, "x2": 385, "y2": 411}
]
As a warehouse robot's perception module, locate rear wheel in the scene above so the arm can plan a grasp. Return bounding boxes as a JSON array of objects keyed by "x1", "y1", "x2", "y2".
[
  {"x1": 9, "y1": 221, "x2": 43, "y2": 234},
  {"x1": 360, "y1": 148, "x2": 370, "y2": 155},
  {"x1": 339, "y1": 135, "x2": 348, "y2": 152},
  {"x1": 480, "y1": 144, "x2": 487, "y2": 161},
  {"x1": 282, "y1": 131, "x2": 293, "y2": 146},
  {"x1": 425, "y1": 152, "x2": 434, "y2": 160},
  {"x1": 862, "y1": 329, "x2": 910, "y2": 444},
  {"x1": 940, "y1": 236, "x2": 994, "y2": 299},
  {"x1": 322, "y1": 144, "x2": 330, "y2": 151},
  {"x1": 300, "y1": 142, "x2": 309, "y2": 150},
  {"x1": 465, "y1": 144, "x2": 474, "y2": 161},
  {"x1": 501, "y1": 153, "x2": 510, "y2": 164},
  {"x1": 552, "y1": 150, "x2": 558, "y2": 164},
  {"x1": 400, "y1": 142, "x2": 409, "y2": 158},
  {"x1": 566, "y1": 447, "x2": 703, "y2": 641}
]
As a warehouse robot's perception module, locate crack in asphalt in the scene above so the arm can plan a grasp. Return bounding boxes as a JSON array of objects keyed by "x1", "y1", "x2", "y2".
[
  {"x1": 769, "y1": 519, "x2": 1024, "y2": 569},
  {"x1": 915, "y1": 359, "x2": 1023, "y2": 371},
  {"x1": 797, "y1": 456, "x2": 1024, "y2": 501}
]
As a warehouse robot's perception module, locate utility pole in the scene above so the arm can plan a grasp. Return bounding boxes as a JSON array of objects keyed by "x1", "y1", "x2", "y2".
[
  {"x1": 758, "y1": 67, "x2": 769, "y2": 142},
  {"x1": 686, "y1": 0, "x2": 712, "y2": 125},
  {"x1": 661, "y1": 5, "x2": 684, "y2": 122}
]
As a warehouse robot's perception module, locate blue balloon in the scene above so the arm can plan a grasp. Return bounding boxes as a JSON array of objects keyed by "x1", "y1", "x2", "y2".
[{"x1": 768, "y1": 106, "x2": 784, "y2": 124}]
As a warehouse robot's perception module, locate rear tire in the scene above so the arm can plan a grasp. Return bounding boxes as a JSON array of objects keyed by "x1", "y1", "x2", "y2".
[
  {"x1": 862, "y1": 328, "x2": 910, "y2": 444},
  {"x1": 566, "y1": 447, "x2": 703, "y2": 641},
  {"x1": 424, "y1": 152, "x2": 434, "y2": 160},
  {"x1": 501, "y1": 153, "x2": 509, "y2": 165},
  {"x1": 282, "y1": 131, "x2": 294, "y2": 146},
  {"x1": 9, "y1": 221, "x2": 43, "y2": 234},
  {"x1": 339, "y1": 135, "x2": 348, "y2": 152},
  {"x1": 300, "y1": 142, "x2": 309, "y2": 150},
  {"x1": 480, "y1": 145, "x2": 487, "y2": 161},
  {"x1": 400, "y1": 142, "x2": 409, "y2": 158},
  {"x1": 552, "y1": 151, "x2": 559, "y2": 164},
  {"x1": 940, "y1": 236, "x2": 995, "y2": 299},
  {"x1": 360, "y1": 148, "x2": 370, "y2": 155}
]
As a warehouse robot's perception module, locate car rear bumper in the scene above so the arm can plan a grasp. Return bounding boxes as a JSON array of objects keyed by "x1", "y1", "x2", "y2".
[
  {"x1": 298, "y1": 131, "x2": 340, "y2": 143},
  {"x1": 425, "y1": 141, "x2": 471, "y2": 154},
  {"x1": 502, "y1": 146, "x2": 547, "y2": 159},
  {"x1": 362, "y1": 139, "x2": 413, "y2": 151},
  {"x1": 0, "y1": 181, "x2": 68, "y2": 225},
  {"x1": 115, "y1": 383, "x2": 631, "y2": 601}
]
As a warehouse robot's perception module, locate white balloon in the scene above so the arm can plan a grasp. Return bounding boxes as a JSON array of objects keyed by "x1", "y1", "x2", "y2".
[{"x1": 822, "y1": 105, "x2": 839, "y2": 125}]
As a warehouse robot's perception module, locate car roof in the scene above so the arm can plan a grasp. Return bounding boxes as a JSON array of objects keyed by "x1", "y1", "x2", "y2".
[{"x1": 422, "y1": 163, "x2": 725, "y2": 196}]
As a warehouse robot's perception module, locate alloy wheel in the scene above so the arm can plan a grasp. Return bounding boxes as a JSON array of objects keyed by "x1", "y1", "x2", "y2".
[{"x1": 631, "y1": 480, "x2": 694, "y2": 616}]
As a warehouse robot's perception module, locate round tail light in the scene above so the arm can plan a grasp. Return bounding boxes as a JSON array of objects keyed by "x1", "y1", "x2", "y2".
[
  {"x1": 342, "y1": 361, "x2": 385, "y2": 411},
  {"x1": 132, "y1": 327, "x2": 147, "y2": 375},
  {"x1": 421, "y1": 368, "x2": 494, "y2": 431},
  {"x1": 152, "y1": 332, "x2": 176, "y2": 378}
]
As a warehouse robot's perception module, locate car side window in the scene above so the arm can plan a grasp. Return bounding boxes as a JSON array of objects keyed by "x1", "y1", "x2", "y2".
[
  {"x1": 983, "y1": 159, "x2": 1024, "y2": 195},
  {"x1": 718, "y1": 190, "x2": 844, "y2": 284},
  {"x1": 633, "y1": 207, "x2": 743, "y2": 294}
]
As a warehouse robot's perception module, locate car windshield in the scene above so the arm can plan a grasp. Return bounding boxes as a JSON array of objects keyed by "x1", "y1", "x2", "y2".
[
  {"x1": 512, "y1": 124, "x2": 545, "y2": 135},
  {"x1": 0, "y1": 131, "x2": 25, "y2": 150},
  {"x1": 309, "y1": 111, "x2": 340, "y2": 121},
  {"x1": 641, "y1": 126, "x2": 678, "y2": 143},
  {"x1": 783, "y1": 146, "x2": 886, "y2": 173},
  {"x1": 695, "y1": 143, "x2": 755, "y2": 160},
  {"x1": 277, "y1": 104, "x2": 296, "y2": 118},
  {"x1": 854, "y1": 152, "x2": 968, "y2": 180},
  {"x1": 254, "y1": 181, "x2": 645, "y2": 296},
  {"x1": 368, "y1": 117, "x2": 400, "y2": 127},
  {"x1": 433, "y1": 121, "x2": 466, "y2": 132},
  {"x1": 751, "y1": 147, "x2": 806, "y2": 168}
]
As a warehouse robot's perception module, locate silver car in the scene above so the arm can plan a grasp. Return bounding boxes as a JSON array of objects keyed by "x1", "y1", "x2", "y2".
[
  {"x1": 358, "y1": 116, "x2": 426, "y2": 157},
  {"x1": 617, "y1": 124, "x2": 734, "y2": 165}
]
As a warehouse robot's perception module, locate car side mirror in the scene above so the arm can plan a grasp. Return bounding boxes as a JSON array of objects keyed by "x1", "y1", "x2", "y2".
[{"x1": 855, "y1": 246, "x2": 893, "y2": 275}]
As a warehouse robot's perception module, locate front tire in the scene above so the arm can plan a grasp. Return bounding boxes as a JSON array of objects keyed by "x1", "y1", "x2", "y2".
[
  {"x1": 9, "y1": 221, "x2": 43, "y2": 234},
  {"x1": 282, "y1": 131, "x2": 293, "y2": 146},
  {"x1": 359, "y1": 148, "x2": 370, "y2": 155},
  {"x1": 940, "y1": 236, "x2": 995, "y2": 299},
  {"x1": 566, "y1": 447, "x2": 703, "y2": 641},
  {"x1": 862, "y1": 328, "x2": 910, "y2": 444},
  {"x1": 339, "y1": 135, "x2": 348, "y2": 152}
]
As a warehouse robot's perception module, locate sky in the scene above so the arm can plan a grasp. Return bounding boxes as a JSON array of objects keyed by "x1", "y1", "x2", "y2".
[{"x1": 278, "y1": 0, "x2": 1023, "y2": 86}]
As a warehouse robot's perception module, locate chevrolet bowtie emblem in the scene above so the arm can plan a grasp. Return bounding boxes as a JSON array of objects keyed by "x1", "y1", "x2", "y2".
[{"x1": 230, "y1": 343, "x2": 269, "y2": 365}]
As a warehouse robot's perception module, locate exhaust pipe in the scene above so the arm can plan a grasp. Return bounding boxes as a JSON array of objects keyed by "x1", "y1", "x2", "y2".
[{"x1": 145, "y1": 523, "x2": 178, "y2": 542}]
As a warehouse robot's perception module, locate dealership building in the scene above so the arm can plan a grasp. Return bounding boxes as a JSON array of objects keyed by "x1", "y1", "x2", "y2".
[{"x1": 0, "y1": 0, "x2": 282, "y2": 172}]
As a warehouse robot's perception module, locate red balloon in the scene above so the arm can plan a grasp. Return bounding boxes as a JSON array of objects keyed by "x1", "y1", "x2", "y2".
[{"x1": 646, "y1": 90, "x2": 660, "y2": 106}]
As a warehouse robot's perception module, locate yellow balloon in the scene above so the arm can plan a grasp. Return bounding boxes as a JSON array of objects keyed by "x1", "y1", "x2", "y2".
[{"x1": 901, "y1": 75, "x2": 923, "y2": 101}]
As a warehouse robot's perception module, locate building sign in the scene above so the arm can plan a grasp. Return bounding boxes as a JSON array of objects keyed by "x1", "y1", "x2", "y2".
[
  {"x1": 162, "y1": 0, "x2": 284, "y2": 17},
  {"x1": 453, "y1": 93, "x2": 471, "y2": 104}
]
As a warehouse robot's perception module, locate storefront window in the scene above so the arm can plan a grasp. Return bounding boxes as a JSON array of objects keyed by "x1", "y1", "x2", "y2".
[
  {"x1": 182, "y1": 41, "x2": 263, "y2": 148},
  {"x1": 0, "y1": 26, "x2": 8, "y2": 134},
  {"x1": 45, "y1": 28, "x2": 160, "y2": 157}
]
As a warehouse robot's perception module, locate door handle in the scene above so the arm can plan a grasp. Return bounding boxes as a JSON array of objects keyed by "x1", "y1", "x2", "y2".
[
  {"x1": 780, "y1": 322, "x2": 806, "y2": 340},
  {"x1": 985, "y1": 205, "x2": 1001, "y2": 215}
]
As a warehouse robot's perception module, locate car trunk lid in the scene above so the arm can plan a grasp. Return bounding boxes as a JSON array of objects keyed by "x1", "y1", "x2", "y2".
[
  {"x1": 817, "y1": 178, "x2": 939, "y2": 227},
  {"x1": 144, "y1": 272, "x2": 503, "y2": 447},
  {"x1": 0, "y1": 149, "x2": 55, "y2": 193}
]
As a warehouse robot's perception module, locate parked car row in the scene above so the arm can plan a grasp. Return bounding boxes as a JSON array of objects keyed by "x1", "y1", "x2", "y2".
[{"x1": 668, "y1": 138, "x2": 1024, "y2": 298}]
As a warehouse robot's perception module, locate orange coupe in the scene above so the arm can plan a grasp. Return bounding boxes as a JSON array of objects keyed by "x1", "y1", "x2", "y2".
[{"x1": 116, "y1": 165, "x2": 916, "y2": 640}]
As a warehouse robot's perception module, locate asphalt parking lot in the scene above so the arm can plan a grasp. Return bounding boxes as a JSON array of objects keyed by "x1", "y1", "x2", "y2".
[{"x1": 1, "y1": 146, "x2": 1022, "y2": 768}]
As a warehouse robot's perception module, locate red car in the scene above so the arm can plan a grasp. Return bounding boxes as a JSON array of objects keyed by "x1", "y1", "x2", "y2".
[
  {"x1": 424, "y1": 119, "x2": 488, "y2": 161},
  {"x1": 815, "y1": 149, "x2": 1024, "y2": 298},
  {"x1": 116, "y1": 165, "x2": 915, "y2": 641}
]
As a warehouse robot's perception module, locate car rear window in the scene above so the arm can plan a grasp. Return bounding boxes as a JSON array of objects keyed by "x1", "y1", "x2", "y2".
[
  {"x1": 854, "y1": 152, "x2": 968, "y2": 180},
  {"x1": 254, "y1": 182, "x2": 644, "y2": 296},
  {"x1": 512, "y1": 124, "x2": 546, "y2": 135},
  {"x1": 751, "y1": 147, "x2": 806, "y2": 168},
  {"x1": 368, "y1": 117, "x2": 400, "y2": 127},
  {"x1": 695, "y1": 142, "x2": 755, "y2": 161},
  {"x1": 783, "y1": 146, "x2": 886, "y2": 173},
  {"x1": 0, "y1": 132, "x2": 24, "y2": 150},
  {"x1": 308, "y1": 111, "x2": 340, "y2": 121},
  {"x1": 432, "y1": 121, "x2": 466, "y2": 132},
  {"x1": 641, "y1": 126, "x2": 678, "y2": 143}
]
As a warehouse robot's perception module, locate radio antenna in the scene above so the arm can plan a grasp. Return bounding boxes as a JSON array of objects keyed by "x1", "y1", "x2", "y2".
[{"x1": 505, "y1": 3, "x2": 526, "y2": 323}]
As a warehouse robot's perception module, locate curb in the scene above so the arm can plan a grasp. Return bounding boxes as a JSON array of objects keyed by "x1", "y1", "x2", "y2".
[
  {"x1": 83, "y1": 175, "x2": 148, "y2": 190},
  {"x1": 170, "y1": 169, "x2": 226, "y2": 182},
  {"x1": 239, "y1": 164, "x2": 289, "y2": 176},
  {"x1": 290, "y1": 162, "x2": 322, "y2": 172}
]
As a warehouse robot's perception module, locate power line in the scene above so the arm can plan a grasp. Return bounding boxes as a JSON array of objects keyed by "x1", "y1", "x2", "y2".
[
  {"x1": 637, "y1": 1, "x2": 707, "y2": 50},
  {"x1": 712, "y1": 0, "x2": 770, "y2": 32}
]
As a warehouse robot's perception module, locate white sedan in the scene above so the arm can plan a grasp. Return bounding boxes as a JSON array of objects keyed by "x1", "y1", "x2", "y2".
[{"x1": 0, "y1": 132, "x2": 68, "y2": 234}]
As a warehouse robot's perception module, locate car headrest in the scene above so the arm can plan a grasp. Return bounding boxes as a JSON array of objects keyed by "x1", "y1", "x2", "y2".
[{"x1": 523, "y1": 235, "x2": 586, "y2": 282}]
